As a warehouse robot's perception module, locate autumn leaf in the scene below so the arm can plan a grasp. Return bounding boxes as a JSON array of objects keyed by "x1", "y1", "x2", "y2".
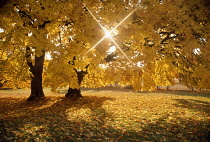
[{"x1": 0, "y1": 89, "x2": 209, "y2": 141}]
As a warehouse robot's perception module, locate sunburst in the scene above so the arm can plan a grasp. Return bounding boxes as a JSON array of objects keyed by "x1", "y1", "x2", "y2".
[
  {"x1": 105, "y1": 30, "x2": 112, "y2": 38},
  {"x1": 83, "y1": 3, "x2": 138, "y2": 63}
]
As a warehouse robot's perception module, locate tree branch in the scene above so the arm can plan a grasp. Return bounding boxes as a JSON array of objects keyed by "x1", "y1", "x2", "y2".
[
  {"x1": 84, "y1": 63, "x2": 91, "y2": 71},
  {"x1": 68, "y1": 56, "x2": 76, "y2": 65},
  {"x1": 18, "y1": 9, "x2": 51, "y2": 29},
  {"x1": 104, "y1": 52, "x2": 118, "y2": 62},
  {"x1": 38, "y1": 20, "x2": 51, "y2": 29},
  {"x1": 160, "y1": 31, "x2": 179, "y2": 44},
  {"x1": 25, "y1": 46, "x2": 34, "y2": 73},
  {"x1": 68, "y1": 56, "x2": 90, "y2": 74}
]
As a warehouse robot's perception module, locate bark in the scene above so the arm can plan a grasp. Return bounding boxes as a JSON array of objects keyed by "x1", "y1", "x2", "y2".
[
  {"x1": 65, "y1": 63, "x2": 91, "y2": 98},
  {"x1": 190, "y1": 85, "x2": 194, "y2": 92},
  {"x1": 26, "y1": 47, "x2": 45, "y2": 101},
  {"x1": 166, "y1": 86, "x2": 170, "y2": 91},
  {"x1": 66, "y1": 52, "x2": 116, "y2": 98},
  {"x1": 65, "y1": 87, "x2": 83, "y2": 98}
]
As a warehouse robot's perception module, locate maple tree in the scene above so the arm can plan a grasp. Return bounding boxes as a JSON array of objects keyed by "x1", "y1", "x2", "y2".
[
  {"x1": 1, "y1": 0, "x2": 210, "y2": 100},
  {"x1": 0, "y1": 0, "x2": 81, "y2": 100},
  {"x1": 119, "y1": 0, "x2": 210, "y2": 90},
  {"x1": 79, "y1": 0, "x2": 210, "y2": 91},
  {"x1": 43, "y1": 0, "x2": 137, "y2": 96}
]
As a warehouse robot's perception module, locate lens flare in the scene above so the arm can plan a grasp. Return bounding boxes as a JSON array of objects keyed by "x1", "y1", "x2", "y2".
[
  {"x1": 84, "y1": 5, "x2": 106, "y2": 32},
  {"x1": 84, "y1": 36, "x2": 107, "y2": 55},
  {"x1": 109, "y1": 36, "x2": 132, "y2": 63},
  {"x1": 105, "y1": 30, "x2": 112, "y2": 38},
  {"x1": 111, "y1": 7, "x2": 138, "y2": 33},
  {"x1": 83, "y1": 3, "x2": 137, "y2": 63}
]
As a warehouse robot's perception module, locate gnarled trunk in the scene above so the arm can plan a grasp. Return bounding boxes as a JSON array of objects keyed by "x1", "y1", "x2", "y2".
[
  {"x1": 65, "y1": 87, "x2": 83, "y2": 98},
  {"x1": 65, "y1": 69, "x2": 87, "y2": 98},
  {"x1": 26, "y1": 47, "x2": 45, "y2": 101}
]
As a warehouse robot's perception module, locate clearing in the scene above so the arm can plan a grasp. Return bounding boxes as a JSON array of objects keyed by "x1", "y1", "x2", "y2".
[{"x1": 0, "y1": 88, "x2": 210, "y2": 141}]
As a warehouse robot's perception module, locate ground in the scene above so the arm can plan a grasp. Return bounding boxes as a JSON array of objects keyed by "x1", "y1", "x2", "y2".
[{"x1": 0, "y1": 88, "x2": 210, "y2": 141}]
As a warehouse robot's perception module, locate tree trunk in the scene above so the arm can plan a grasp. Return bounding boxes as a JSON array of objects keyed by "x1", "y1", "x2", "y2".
[
  {"x1": 65, "y1": 70, "x2": 87, "y2": 98},
  {"x1": 190, "y1": 85, "x2": 194, "y2": 92},
  {"x1": 65, "y1": 87, "x2": 83, "y2": 98},
  {"x1": 27, "y1": 49, "x2": 45, "y2": 101}
]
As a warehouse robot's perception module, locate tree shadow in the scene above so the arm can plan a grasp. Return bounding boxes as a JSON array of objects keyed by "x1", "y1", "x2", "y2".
[
  {"x1": 0, "y1": 96, "x2": 116, "y2": 141},
  {"x1": 173, "y1": 99, "x2": 210, "y2": 115},
  {"x1": 0, "y1": 97, "x2": 55, "y2": 115},
  {"x1": 0, "y1": 95, "x2": 209, "y2": 141},
  {"x1": 133, "y1": 116, "x2": 209, "y2": 142},
  {"x1": 44, "y1": 96, "x2": 116, "y2": 141}
]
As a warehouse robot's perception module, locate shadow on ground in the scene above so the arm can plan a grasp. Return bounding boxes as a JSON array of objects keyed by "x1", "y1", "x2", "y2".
[
  {"x1": 173, "y1": 99, "x2": 210, "y2": 114},
  {"x1": 0, "y1": 96, "x2": 117, "y2": 141},
  {"x1": 0, "y1": 94, "x2": 209, "y2": 141}
]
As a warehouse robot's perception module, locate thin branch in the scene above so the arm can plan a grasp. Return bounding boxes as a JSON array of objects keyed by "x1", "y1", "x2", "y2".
[{"x1": 84, "y1": 63, "x2": 91, "y2": 71}]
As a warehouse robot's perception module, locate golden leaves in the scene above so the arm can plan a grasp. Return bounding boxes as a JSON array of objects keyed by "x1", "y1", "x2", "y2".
[
  {"x1": 0, "y1": 90, "x2": 209, "y2": 141},
  {"x1": 1, "y1": 0, "x2": 210, "y2": 91}
]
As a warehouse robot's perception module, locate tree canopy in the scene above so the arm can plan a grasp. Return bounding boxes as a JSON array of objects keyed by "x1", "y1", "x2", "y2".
[{"x1": 0, "y1": 0, "x2": 210, "y2": 97}]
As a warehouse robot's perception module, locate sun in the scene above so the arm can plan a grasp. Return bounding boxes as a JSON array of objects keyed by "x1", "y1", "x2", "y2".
[
  {"x1": 105, "y1": 30, "x2": 112, "y2": 38},
  {"x1": 83, "y1": 3, "x2": 138, "y2": 64}
]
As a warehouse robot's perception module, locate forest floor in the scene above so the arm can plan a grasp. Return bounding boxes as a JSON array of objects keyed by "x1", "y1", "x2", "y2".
[{"x1": 0, "y1": 88, "x2": 210, "y2": 141}]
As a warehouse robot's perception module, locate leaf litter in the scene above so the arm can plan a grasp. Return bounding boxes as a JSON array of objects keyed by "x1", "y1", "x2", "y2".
[{"x1": 0, "y1": 90, "x2": 209, "y2": 141}]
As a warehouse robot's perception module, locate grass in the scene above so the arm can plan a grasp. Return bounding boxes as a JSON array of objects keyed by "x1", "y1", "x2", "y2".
[{"x1": 0, "y1": 88, "x2": 210, "y2": 141}]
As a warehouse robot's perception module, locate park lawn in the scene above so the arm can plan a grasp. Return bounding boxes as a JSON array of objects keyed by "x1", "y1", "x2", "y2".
[{"x1": 0, "y1": 88, "x2": 210, "y2": 142}]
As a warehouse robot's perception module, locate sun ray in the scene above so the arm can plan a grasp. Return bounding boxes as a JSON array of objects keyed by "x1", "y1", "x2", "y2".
[
  {"x1": 84, "y1": 36, "x2": 107, "y2": 55},
  {"x1": 83, "y1": 4, "x2": 108, "y2": 55},
  {"x1": 110, "y1": 7, "x2": 138, "y2": 33},
  {"x1": 109, "y1": 36, "x2": 133, "y2": 64},
  {"x1": 82, "y1": 3, "x2": 138, "y2": 63},
  {"x1": 84, "y1": 4, "x2": 107, "y2": 32},
  {"x1": 105, "y1": 30, "x2": 112, "y2": 38}
]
